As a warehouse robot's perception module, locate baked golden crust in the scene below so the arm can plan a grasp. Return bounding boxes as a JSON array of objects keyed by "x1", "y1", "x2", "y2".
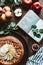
[{"x1": 0, "y1": 36, "x2": 24, "y2": 65}]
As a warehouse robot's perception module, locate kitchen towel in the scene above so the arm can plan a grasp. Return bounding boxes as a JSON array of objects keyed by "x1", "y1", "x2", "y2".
[{"x1": 26, "y1": 47, "x2": 43, "y2": 65}]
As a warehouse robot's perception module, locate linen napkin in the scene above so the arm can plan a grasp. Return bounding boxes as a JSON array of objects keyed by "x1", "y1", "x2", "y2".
[{"x1": 26, "y1": 47, "x2": 43, "y2": 65}]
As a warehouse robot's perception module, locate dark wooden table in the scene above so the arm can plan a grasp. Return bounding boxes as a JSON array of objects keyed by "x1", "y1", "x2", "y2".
[
  {"x1": 0, "y1": 0, "x2": 43, "y2": 65},
  {"x1": 14, "y1": 0, "x2": 43, "y2": 65},
  {"x1": 13, "y1": 0, "x2": 43, "y2": 55},
  {"x1": 11, "y1": 0, "x2": 43, "y2": 65}
]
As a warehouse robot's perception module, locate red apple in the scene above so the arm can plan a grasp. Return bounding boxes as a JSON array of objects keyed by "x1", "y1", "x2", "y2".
[
  {"x1": 22, "y1": 0, "x2": 32, "y2": 5},
  {"x1": 5, "y1": 11, "x2": 13, "y2": 18},
  {"x1": 32, "y1": 2, "x2": 42, "y2": 11},
  {"x1": 3, "y1": 6, "x2": 11, "y2": 12}
]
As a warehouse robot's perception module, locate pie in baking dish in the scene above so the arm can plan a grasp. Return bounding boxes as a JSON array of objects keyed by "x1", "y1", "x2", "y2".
[{"x1": 0, "y1": 36, "x2": 24, "y2": 65}]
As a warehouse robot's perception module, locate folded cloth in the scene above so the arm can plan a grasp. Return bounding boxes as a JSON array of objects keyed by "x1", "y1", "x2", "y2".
[{"x1": 26, "y1": 47, "x2": 43, "y2": 65}]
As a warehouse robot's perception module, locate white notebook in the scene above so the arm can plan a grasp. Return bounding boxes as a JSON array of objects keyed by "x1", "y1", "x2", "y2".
[{"x1": 17, "y1": 10, "x2": 43, "y2": 43}]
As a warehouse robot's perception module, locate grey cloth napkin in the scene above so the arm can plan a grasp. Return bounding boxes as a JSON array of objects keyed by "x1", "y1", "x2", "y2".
[{"x1": 26, "y1": 47, "x2": 43, "y2": 65}]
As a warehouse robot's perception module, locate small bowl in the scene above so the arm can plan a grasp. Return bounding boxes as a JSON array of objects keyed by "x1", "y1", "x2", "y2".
[{"x1": 32, "y1": 43, "x2": 39, "y2": 52}]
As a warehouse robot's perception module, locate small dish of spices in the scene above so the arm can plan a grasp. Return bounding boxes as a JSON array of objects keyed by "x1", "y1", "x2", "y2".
[{"x1": 32, "y1": 43, "x2": 39, "y2": 52}]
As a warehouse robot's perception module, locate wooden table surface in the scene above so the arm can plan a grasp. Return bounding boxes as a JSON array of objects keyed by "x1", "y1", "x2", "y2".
[
  {"x1": 14, "y1": 0, "x2": 43, "y2": 56},
  {"x1": 7, "y1": 0, "x2": 43, "y2": 65},
  {"x1": 0, "y1": 0, "x2": 43, "y2": 65}
]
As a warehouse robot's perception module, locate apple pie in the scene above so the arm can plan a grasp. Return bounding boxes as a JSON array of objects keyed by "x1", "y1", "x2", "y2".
[{"x1": 0, "y1": 36, "x2": 24, "y2": 65}]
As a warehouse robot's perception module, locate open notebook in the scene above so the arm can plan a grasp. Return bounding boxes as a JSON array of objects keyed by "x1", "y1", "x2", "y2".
[{"x1": 17, "y1": 10, "x2": 43, "y2": 43}]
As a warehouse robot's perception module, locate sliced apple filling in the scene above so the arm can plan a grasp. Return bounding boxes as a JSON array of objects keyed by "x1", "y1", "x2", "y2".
[{"x1": 0, "y1": 44, "x2": 17, "y2": 61}]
